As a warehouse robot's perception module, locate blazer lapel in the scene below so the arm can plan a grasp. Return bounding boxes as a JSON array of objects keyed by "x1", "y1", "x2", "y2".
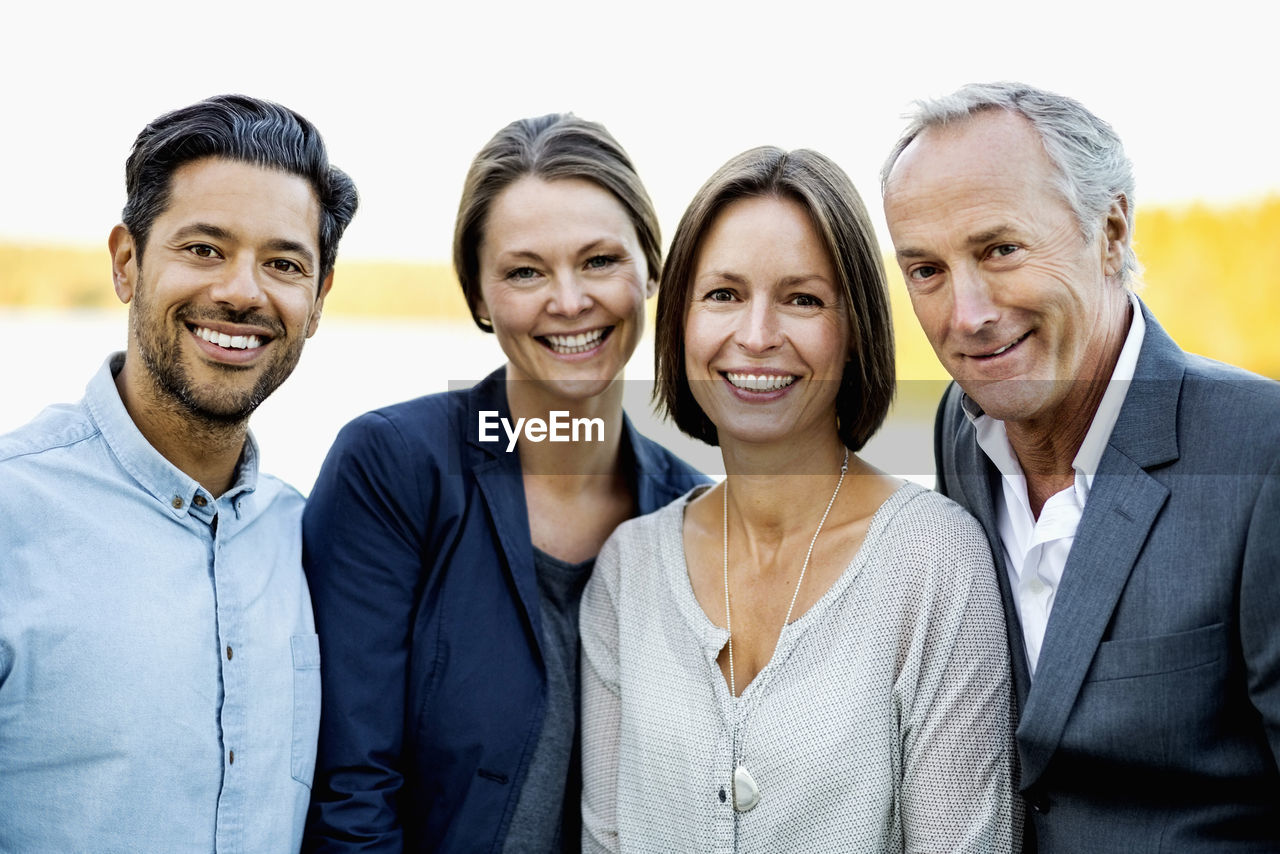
[
  {"x1": 1016, "y1": 302, "x2": 1183, "y2": 789},
  {"x1": 465, "y1": 369, "x2": 544, "y2": 666}
]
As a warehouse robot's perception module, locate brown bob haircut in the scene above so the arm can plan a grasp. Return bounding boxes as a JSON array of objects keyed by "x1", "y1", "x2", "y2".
[
  {"x1": 452, "y1": 113, "x2": 662, "y2": 332},
  {"x1": 655, "y1": 146, "x2": 895, "y2": 452}
]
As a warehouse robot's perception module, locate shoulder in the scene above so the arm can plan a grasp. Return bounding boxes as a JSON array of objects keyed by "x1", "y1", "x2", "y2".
[
  {"x1": 1171, "y1": 353, "x2": 1280, "y2": 470},
  {"x1": 324, "y1": 388, "x2": 469, "y2": 472},
  {"x1": 594, "y1": 487, "x2": 701, "y2": 587},
  {"x1": 871, "y1": 483, "x2": 996, "y2": 591},
  {"x1": 0, "y1": 404, "x2": 101, "y2": 515},
  {"x1": 0, "y1": 401, "x2": 97, "y2": 466},
  {"x1": 625, "y1": 422, "x2": 712, "y2": 511},
  {"x1": 1181, "y1": 353, "x2": 1280, "y2": 416},
  {"x1": 305, "y1": 388, "x2": 479, "y2": 527}
]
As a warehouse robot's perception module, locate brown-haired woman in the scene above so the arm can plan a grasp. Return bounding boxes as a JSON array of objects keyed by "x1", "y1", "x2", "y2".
[{"x1": 580, "y1": 147, "x2": 1015, "y2": 852}]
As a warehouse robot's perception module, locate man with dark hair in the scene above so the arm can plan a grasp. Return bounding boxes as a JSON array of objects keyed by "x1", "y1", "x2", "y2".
[
  {"x1": 0, "y1": 94, "x2": 357, "y2": 852},
  {"x1": 881, "y1": 81, "x2": 1280, "y2": 852}
]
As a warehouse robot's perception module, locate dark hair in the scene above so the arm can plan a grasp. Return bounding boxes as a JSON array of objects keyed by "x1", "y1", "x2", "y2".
[
  {"x1": 655, "y1": 146, "x2": 895, "y2": 452},
  {"x1": 452, "y1": 113, "x2": 661, "y2": 332},
  {"x1": 122, "y1": 94, "x2": 358, "y2": 280}
]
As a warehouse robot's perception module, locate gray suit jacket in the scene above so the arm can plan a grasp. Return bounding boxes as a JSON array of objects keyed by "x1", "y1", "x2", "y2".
[{"x1": 934, "y1": 302, "x2": 1280, "y2": 852}]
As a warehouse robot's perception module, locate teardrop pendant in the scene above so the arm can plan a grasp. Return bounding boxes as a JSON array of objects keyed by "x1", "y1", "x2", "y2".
[{"x1": 732, "y1": 764, "x2": 760, "y2": 812}]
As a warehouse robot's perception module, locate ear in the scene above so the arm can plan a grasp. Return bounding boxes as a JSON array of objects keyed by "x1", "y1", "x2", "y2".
[
  {"x1": 474, "y1": 294, "x2": 492, "y2": 327},
  {"x1": 645, "y1": 275, "x2": 658, "y2": 299},
  {"x1": 1101, "y1": 195, "x2": 1131, "y2": 280},
  {"x1": 108, "y1": 225, "x2": 137, "y2": 304},
  {"x1": 306, "y1": 271, "x2": 335, "y2": 338}
]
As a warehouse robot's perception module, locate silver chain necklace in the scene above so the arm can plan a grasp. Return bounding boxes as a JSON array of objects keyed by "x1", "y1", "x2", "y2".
[{"x1": 721, "y1": 446, "x2": 850, "y2": 812}]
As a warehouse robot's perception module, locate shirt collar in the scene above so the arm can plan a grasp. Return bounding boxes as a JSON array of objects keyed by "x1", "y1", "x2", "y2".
[
  {"x1": 84, "y1": 353, "x2": 260, "y2": 519},
  {"x1": 962, "y1": 290, "x2": 1147, "y2": 501}
]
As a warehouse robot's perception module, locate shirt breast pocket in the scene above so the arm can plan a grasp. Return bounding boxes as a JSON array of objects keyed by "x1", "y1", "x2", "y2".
[{"x1": 291, "y1": 633, "x2": 321, "y2": 787}]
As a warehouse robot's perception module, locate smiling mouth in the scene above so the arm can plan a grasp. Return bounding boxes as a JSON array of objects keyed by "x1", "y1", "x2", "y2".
[
  {"x1": 540, "y1": 327, "x2": 612, "y2": 355},
  {"x1": 724, "y1": 371, "x2": 797, "y2": 392},
  {"x1": 190, "y1": 324, "x2": 266, "y2": 351},
  {"x1": 974, "y1": 331, "x2": 1030, "y2": 359}
]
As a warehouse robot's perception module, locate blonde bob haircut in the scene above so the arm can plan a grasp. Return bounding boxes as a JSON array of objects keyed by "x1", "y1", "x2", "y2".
[{"x1": 655, "y1": 146, "x2": 895, "y2": 452}]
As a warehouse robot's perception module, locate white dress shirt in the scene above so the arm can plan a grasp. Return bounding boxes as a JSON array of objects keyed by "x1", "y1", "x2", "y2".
[{"x1": 964, "y1": 292, "x2": 1146, "y2": 676}]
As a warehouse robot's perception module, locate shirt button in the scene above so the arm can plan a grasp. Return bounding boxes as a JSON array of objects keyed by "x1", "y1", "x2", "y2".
[
  {"x1": 718, "y1": 787, "x2": 726, "y2": 803},
  {"x1": 171, "y1": 496, "x2": 184, "y2": 509},
  {"x1": 229, "y1": 750, "x2": 235, "y2": 765},
  {"x1": 1028, "y1": 578, "x2": 1047, "y2": 595},
  {"x1": 226, "y1": 645, "x2": 233, "y2": 661},
  {"x1": 194, "y1": 495, "x2": 208, "y2": 508}
]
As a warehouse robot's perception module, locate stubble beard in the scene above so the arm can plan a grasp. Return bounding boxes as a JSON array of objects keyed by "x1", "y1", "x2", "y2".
[{"x1": 130, "y1": 281, "x2": 303, "y2": 428}]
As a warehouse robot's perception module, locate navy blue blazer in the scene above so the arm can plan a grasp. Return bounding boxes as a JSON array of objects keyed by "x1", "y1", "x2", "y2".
[
  {"x1": 302, "y1": 367, "x2": 705, "y2": 853},
  {"x1": 935, "y1": 302, "x2": 1280, "y2": 852}
]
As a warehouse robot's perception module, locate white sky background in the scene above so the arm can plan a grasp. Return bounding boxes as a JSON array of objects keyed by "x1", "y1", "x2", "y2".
[{"x1": 3, "y1": 0, "x2": 1279, "y2": 263}]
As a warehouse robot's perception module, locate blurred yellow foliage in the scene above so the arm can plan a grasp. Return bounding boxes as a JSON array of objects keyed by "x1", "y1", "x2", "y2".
[{"x1": 3, "y1": 195, "x2": 1278, "y2": 379}]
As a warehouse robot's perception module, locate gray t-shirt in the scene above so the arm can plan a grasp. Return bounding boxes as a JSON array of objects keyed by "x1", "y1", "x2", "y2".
[{"x1": 502, "y1": 547, "x2": 595, "y2": 853}]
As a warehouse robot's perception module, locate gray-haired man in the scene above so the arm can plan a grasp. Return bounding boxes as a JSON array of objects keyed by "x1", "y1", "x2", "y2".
[{"x1": 881, "y1": 82, "x2": 1280, "y2": 851}]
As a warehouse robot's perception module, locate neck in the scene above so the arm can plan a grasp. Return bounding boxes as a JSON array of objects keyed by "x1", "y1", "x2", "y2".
[
  {"x1": 1006, "y1": 294, "x2": 1132, "y2": 514},
  {"x1": 115, "y1": 361, "x2": 248, "y2": 498},
  {"x1": 506, "y1": 370, "x2": 627, "y2": 480},
  {"x1": 721, "y1": 433, "x2": 852, "y2": 542}
]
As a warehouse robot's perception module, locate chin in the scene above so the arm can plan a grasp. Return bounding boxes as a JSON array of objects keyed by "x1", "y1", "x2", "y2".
[
  {"x1": 538, "y1": 374, "x2": 619, "y2": 402},
  {"x1": 960, "y1": 378, "x2": 1062, "y2": 424}
]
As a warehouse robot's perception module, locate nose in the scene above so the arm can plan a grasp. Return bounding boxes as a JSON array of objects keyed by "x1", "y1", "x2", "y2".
[
  {"x1": 735, "y1": 298, "x2": 783, "y2": 354},
  {"x1": 547, "y1": 272, "x2": 592, "y2": 318},
  {"x1": 207, "y1": 256, "x2": 267, "y2": 309},
  {"x1": 949, "y1": 266, "x2": 999, "y2": 335}
]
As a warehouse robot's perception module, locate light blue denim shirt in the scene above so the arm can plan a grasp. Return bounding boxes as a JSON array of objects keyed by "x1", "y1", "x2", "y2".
[{"x1": 0, "y1": 354, "x2": 320, "y2": 853}]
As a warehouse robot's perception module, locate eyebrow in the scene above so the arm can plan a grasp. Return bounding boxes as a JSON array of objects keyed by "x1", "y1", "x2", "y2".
[
  {"x1": 894, "y1": 225, "x2": 1018, "y2": 261},
  {"x1": 499, "y1": 237, "x2": 624, "y2": 263},
  {"x1": 696, "y1": 270, "x2": 833, "y2": 288},
  {"x1": 170, "y1": 222, "x2": 317, "y2": 268}
]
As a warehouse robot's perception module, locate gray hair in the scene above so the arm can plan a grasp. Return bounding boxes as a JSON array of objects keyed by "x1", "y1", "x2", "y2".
[{"x1": 881, "y1": 82, "x2": 1139, "y2": 286}]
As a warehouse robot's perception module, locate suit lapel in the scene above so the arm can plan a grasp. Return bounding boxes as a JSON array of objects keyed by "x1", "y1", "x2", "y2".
[
  {"x1": 1016, "y1": 454, "x2": 1169, "y2": 787},
  {"x1": 942, "y1": 386, "x2": 1035, "y2": 712},
  {"x1": 1016, "y1": 302, "x2": 1184, "y2": 789}
]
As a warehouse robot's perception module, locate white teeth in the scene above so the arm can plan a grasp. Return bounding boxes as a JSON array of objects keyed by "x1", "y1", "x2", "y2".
[
  {"x1": 987, "y1": 333, "x2": 1027, "y2": 357},
  {"x1": 545, "y1": 328, "x2": 607, "y2": 354},
  {"x1": 194, "y1": 326, "x2": 263, "y2": 350},
  {"x1": 725, "y1": 372, "x2": 796, "y2": 391}
]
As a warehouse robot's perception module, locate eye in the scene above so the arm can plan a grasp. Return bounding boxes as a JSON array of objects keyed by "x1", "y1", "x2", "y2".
[
  {"x1": 507, "y1": 266, "x2": 540, "y2": 282},
  {"x1": 268, "y1": 258, "x2": 302, "y2": 274},
  {"x1": 990, "y1": 244, "x2": 1020, "y2": 259},
  {"x1": 585, "y1": 254, "x2": 618, "y2": 270},
  {"x1": 187, "y1": 243, "x2": 221, "y2": 259},
  {"x1": 791, "y1": 293, "x2": 824, "y2": 308},
  {"x1": 703, "y1": 287, "x2": 737, "y2": 303},
  {"x1": 907, "y1": 264, "x2": 941, "y2": 282}
]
